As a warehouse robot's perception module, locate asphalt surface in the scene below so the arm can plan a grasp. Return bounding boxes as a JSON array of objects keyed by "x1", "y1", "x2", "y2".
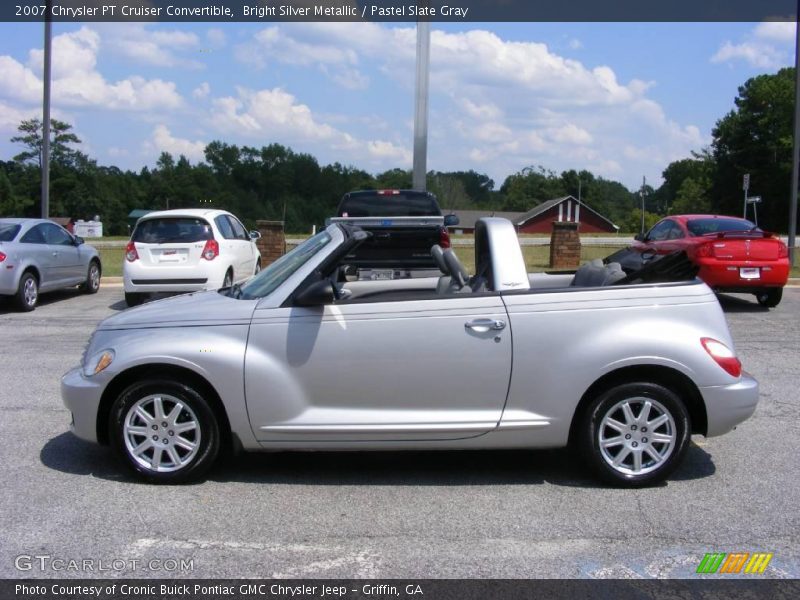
[{"x1": 0, "y1": 286, "x2": 798, "y2": 579}]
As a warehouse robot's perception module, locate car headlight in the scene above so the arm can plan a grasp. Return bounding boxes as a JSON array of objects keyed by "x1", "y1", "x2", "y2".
[{"x1": 83, "y1": 349, "x2": 115, "y2": 377}]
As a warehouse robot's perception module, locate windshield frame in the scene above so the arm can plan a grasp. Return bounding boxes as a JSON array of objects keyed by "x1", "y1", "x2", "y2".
[{"x1": 241, "y1": 225, "x2": 345, "y2": 308}]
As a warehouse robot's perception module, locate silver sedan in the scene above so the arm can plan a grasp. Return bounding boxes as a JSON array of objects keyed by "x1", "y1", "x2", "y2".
[{"x1": 0, "y1": 218, "x2": 102, "y2": 311}]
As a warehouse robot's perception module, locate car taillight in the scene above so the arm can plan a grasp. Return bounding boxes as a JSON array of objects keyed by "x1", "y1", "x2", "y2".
[
  {"x1": 778, "y1": 243, "x2": 788, "y2": 259},
  {"x1": 439, "y1": 226, "x2": 451, "y2": 249},
  {"x1": 0, "y1": 251, "x2": 6, "y2": 262},
  {"x1": 701, "y1": 337, "x2": 742, "y2": 378},
  {"x1": 377, "y1": 189, "x2": 401, "y2": 195},
  {"x1": 696, "y1": 243, "x2": 713, "y2": 258},
  {"x1": 125, "y1": 242, "x2": 139, "y2": 262},
  {"x1": 202, "y1": 239, "x2": 219, "y2": 261}
]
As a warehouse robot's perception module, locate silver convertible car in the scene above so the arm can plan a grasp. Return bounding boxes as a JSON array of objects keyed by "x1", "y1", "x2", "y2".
[
  {"x1": 0, "y1": 218, "x2": 101, "y2": 311},
  {"x1": 62, "y1": 218, "x2": 758, "y2": 486}
]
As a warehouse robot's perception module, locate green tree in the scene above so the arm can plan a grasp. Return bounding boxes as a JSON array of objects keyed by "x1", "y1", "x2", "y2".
[
  {"x1": 711, "y1": 67, "x2": 795, "y2": 230},
  {"x1": 499, "y1": 165, "x2": 566, "y2": 211},
  {"x1": 11, "y1": 118, "x2": 83, "y2": 168},
  {"x1": 671, "y1": 177, "x2": 712, "y2": 214}
]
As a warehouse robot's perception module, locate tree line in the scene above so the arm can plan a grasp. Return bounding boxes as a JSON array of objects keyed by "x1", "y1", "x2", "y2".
[{"x1": 1, "y1": 67, "x2": 796, "y2": 234}]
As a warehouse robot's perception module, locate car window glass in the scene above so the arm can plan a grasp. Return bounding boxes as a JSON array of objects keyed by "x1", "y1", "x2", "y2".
[
  {"x1": 686, "y1": 218, "x2": 755, "y2": 236},
  {"x1": 20, "y1": 225, "x2": 47, "y2": 244},
  {"x1": 133, "y1": 218, "x2": 214, "y2": 243},
  {"x1": 215, "y1": 215, "x2": 235, "y2": 240},
  {"x1": 227, "y1": 216, "x2": 248, "y2": 240},
  {"x1": 20, "y1": 225, "x2": 46, "y2": 244},
  {"x1": 667, "y1": 222, "x2": 684, "y2": 240},
  {"x1": 338, "y1": 193, "x2": 440, "y2": 217},
  {"x1": 240, "y1": 231, "x2": 332, "y2": 300},
  {"x1": 43, "y1": 223, "x2": 74, "y2": 246},
  {"x1": 0, "y1": 223, "x2": 21, "y2": 241},
  {"x1": 647, "y1": 221, "x2": 672, "y2": 242}
]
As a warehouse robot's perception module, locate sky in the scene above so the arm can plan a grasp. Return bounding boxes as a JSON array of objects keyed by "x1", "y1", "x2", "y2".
[{"x1": 0, "y1": 20, "x2": 796, "y2": 191}]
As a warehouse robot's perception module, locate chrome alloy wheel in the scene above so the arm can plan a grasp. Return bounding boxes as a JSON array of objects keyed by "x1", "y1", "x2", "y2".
[
  {"x1": 88, "y1": 263, "x2": 100, "y2": 291},
  {"x1": 23, "y1": 277, "x2": 38, "y2": 307},
  {"x1": 123, "y1": 394, "x2": 201, "y2": 473},
  {"x1": 598, "y1": 397, "x2": 676, "y2": 476}
]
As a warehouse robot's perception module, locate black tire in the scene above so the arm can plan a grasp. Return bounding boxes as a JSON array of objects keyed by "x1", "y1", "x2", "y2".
[
  {"x1": 80, "y1": 260, "x2": 101, "y2": 294},
  {"x1": 222, "y1": 269, "x2": 233, "y2": 288},
  {"x1": 577, "y1": 382, "x2": 690, "y2": 487},
  {"x1": 755, "y1": 288, "x2": 782, "y2": 308},
  {"x1": 109, "y1": 379, "x2": 221, "y2": 483},
  {"x1": 254, "y1": 261, "x2": 261, "y2": 275},
  {"x1": 124, "y1": 292, "x2": 146, "y2": 307},
  {"x1": 15, "y1": 271, "x2": 38, "y2": 312}
]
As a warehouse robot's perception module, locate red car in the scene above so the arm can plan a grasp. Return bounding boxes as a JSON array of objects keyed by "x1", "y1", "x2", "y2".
[{"x1": 632, "y1": 214, "x2": 789, "y2": 307}]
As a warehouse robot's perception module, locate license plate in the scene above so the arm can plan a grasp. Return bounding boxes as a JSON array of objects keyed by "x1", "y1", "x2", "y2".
[
  {"x1": 370, "y1": 270, "x2": 394, "y2": 280},
  {"x1": 739, "y1": 267, "x2": 760, "y2": 280}
]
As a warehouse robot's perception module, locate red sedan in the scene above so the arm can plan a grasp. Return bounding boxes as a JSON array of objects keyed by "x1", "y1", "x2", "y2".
[{"x1": 632, "y1": 214, "x2": 789, "y2": 307}]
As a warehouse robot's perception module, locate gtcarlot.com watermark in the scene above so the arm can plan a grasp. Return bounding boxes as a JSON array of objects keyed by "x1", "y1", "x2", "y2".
[{"x1": 14, "y1": 554, "x2": 194, "y2": 573}]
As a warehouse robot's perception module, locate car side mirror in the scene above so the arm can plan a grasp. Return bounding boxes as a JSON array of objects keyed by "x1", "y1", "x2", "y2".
[
  {"x1": 294, "y1": 279, "x2": 335, "y2": 307},
  {"x1": 634, "y1": 233, "x2": 645, "y2": 242},
  {"x1": 444, "y1": 214, "x2": 459, "y2": 227},
  {"x1": 74, "y1": 236, "x2": 85, "y2": 246},
  {"x1": 249, "y1": 230, "x2": 261, "y2": 240}
]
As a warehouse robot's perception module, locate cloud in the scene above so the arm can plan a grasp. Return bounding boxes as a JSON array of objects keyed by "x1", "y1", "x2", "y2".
[
  {"x1": 227, "y1": 23, "x2": 711, "y2": 185},
  {"x1": 0, "y1": 27, "x2": 183, "y2": 111},
  {"x1": 206, "y1": 28, "x2": 227, "y2": 48},
  {"x1": 0, "y1": 101, "x2": 40, "y2": 134},
  {"x1": 145, "y1": 125, "x2": 206, "y2": 162},
  {"x1": 193, "y1": 82, "x2": 211, "y2": 99},
  {"x1": 754, "y1": 21, "x2": 796, "y2": 44},
  {"x1": 711, "y1": 21, "x2": 795, "y2": 69},
  {"x1": 210, "y1": 85, "x2": 409, "y2": 166},
  {"x1": 96, "y1": 24, "x2": 202, "y2": 69}
]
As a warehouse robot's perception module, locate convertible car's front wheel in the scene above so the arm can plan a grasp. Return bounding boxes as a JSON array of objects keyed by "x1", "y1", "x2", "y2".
[
  {"x1": 109, "y1": 380, "x2": 220, "y2": 483},
  {"x1": 579, "y1": 382, "x2": 690, "y2": 487}
]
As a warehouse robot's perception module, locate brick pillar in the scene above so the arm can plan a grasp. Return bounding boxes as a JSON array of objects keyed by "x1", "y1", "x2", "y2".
[
  {"x1": 549, "y1": 221, "x2": 581, "y2": 269},
  {"x1": 256, "y1": 220, "x2": 286, "y2": 267}
]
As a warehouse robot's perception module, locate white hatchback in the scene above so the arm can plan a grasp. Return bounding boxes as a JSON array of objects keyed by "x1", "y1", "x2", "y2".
[{"x1": 123, "y1": 209, "x2": 261, "y2": 306}]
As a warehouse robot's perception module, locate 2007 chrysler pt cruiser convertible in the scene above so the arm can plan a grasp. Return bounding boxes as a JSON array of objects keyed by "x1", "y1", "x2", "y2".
[{"x1": 62, "y1": 218, "x2": 759, "y2": 486}]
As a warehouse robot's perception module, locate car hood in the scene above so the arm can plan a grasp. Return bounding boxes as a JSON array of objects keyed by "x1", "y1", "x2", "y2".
[{"x1": 98, "y1": 290, "x2": 259, "y2": 330}]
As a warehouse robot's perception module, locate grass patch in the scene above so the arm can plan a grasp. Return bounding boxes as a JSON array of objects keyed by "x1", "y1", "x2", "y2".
[{"x1": 96, "y1": 247, "x2": 125, "y2": 277}]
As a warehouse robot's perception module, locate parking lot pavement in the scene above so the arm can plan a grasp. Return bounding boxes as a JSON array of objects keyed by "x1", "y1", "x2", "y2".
[{"x1": 0, "y1": 287, "x2": 798, "y2": 579}]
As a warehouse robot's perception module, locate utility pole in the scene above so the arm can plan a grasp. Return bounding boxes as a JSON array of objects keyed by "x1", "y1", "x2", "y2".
[
  {"x1": 743, "y1": 173, "x2": 750, "y2": 219},
  {"x1": 640, "y1": 176, "x2": 646, "y2": 235},
  {"x1": 41, "y1": 1, "x2": 52, "y2": 219},
  {"x1": 790, "y1": 9, "x2": 800, "y2": 266},
  {"x1": 412, "y1": 16, "x2": 430, "y2": 192}
]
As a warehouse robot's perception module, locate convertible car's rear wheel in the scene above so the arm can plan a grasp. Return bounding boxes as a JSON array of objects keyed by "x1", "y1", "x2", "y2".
[
  {"x1": 755, "y1": 288, "x2": 782, "y2": 308},
  {"x1": 579, "y1": 382, "x2": 690, "y2": 487},
  {"x1": 109, "y1": 380, "x2": 220, "y2": 483}
]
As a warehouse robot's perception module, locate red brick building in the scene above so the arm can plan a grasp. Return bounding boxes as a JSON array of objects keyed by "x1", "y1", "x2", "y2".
[
  {"x1": 449, "y1": 196, "x2": 618, "y2": 234},
  {"x1": 516, "y1": 196, "x2": 618, "y2": 234}
]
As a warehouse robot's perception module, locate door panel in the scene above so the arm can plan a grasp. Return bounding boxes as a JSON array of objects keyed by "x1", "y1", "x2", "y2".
[{"x1": 244, "y1": 295, "x2": 512, "y2": 442}]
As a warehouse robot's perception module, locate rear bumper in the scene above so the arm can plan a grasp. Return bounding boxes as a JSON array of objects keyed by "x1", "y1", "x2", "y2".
[
  {"x1": 700, "y1": 373, "x2": 759, "y2": 437},
  {"x1": 697, "y1": 258, "x2": 789, "y2": 291},
  {"x1": 0, "y1": 268, "x2": 20, "y2": 295},
  {"x1": 124, "y1": 262, "x2": 225, "y2": 293}
]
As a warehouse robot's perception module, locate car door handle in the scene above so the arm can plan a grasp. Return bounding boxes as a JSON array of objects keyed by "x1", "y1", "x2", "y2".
[
  {"x1": 465, "y1": 319, "x2": 506, "y2": 332},
  {"x1": 52, "y1": 252, "x2": 58, "y2": 256}
]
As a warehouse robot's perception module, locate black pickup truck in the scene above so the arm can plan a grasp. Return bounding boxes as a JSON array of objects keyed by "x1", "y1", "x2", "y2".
[{"x1": 327, "y1": 189, "x2": 458, "y2": 280}]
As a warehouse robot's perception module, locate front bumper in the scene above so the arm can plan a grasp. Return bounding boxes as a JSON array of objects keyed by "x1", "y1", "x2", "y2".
[
  {"x1": 61, "y1": 366, "x2": 106, "y2": 444},
  {"x1": 700, "y1": 372, "x2": 759, "y2": 437}
]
